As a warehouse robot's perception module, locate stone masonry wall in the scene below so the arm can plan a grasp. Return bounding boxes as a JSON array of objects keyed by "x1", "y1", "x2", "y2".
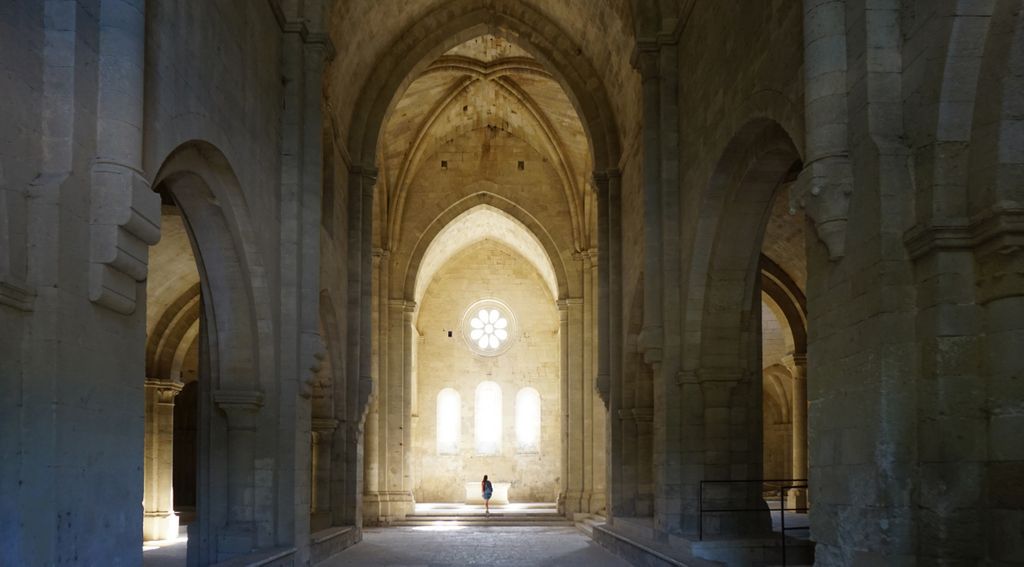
[{"x1": 413, "y1": 241, "x2": 560, "y2": 503}]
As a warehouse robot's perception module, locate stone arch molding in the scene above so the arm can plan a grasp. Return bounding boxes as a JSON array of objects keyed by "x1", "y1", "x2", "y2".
[
  {"x1": 152, "y1": 140, "x2": 273, "y2": 398},
  {"x1": 406, "y1": 191, "x2": 567, "y2": 304},
  {"x1": 344, "y1": 0, "x2": 621, "y2": 172},
  {"x1": 682, "y1": 119, "x2": 803, "y2": 369}
]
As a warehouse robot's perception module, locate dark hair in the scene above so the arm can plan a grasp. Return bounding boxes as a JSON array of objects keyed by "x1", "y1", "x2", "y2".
[{"x1": 483, "y1": 475, "x2": 488, "y2": 481}]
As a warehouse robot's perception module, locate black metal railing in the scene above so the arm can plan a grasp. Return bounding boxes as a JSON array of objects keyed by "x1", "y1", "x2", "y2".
[{"x1": 698, "y1": 479, "x2": 809, "y2": 566}]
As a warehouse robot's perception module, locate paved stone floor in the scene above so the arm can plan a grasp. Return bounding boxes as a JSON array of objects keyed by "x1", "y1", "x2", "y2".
[{"x1": 324, "y1": 525, "x2": 631, "y2": 567}]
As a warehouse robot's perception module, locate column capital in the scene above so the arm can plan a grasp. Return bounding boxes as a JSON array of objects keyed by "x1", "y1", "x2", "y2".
[
  {"x1": 388, "y1": 298, "x2": 416, "y2": 313},
  {"x1": 556, "y1": 297, "x2": 584, "y2": 310},
  {"x1": 213, "y1": 389, "x2": 264, "y2": 430},
  {"x1": 630, "y1": 42, "x2": 660, "y2": 79},
  {"x1": 348, "y1": 162, "x2": 378, "y2": 179},
  {"x1": 145, "y1": 379, "x2": 184, "y2": 404},
  {"x1": 312, "y1": 417, "x2": 340, "y2": 433},
  {"x1": 781, "y1": 353, "x2": 808, "y2": 377}
]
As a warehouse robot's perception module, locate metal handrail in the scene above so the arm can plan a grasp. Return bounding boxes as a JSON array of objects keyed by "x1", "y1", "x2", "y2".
[{"x1": 698, "y1": 479, "x2": 809, "y2": 566}]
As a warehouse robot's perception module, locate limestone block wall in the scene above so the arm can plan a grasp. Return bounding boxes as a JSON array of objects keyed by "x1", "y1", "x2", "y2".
[
  {"x1": 413, "y1": 241, "x2": 561, "y2": 503},
  {"x1": 143, "y1": 0, "x2": 283, "y2": 272}
]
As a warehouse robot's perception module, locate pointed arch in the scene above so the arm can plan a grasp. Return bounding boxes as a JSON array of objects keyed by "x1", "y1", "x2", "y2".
[{"x1": 404, "y1": 190, "x2": 568, "y2": 302}]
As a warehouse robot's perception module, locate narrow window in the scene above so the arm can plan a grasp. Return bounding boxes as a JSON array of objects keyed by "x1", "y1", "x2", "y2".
[
  {"x1": 475, "y1": 381, "x2": 502, "y2": 455},
  {"x1": 515, "y1": 387, "x2": 541, "y2": 453},
  {"x1": 436, "y1": 388, "x2": 461, "y2": 455}
]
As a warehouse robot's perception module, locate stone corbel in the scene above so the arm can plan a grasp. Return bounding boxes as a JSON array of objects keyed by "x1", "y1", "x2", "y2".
[
  {"x1": 301, "y1": 331, "x2": 328, "y2": 399},
  {"x1": 791, "y1": 159, "x2": 852, "y2": 261},
  {"x1": 89, "y1": 161, "x2": 161, "y2": 314}
]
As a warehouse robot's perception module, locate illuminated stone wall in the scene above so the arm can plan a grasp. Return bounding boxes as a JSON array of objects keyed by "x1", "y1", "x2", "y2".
[{"x1": 413, "y1": 240, "x2": 561, "y2": 503}]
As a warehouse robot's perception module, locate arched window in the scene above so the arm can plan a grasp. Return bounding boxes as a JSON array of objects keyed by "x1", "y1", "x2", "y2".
[
  {"x1": 436, "y1": 388, "x2": 461, "y2": 455},
  {"x1": 515, "y1": 387, "x2": 541, "y2": 453},
  {"x1": 475, "y1": 381, "x2": 502, "y2": 455}
]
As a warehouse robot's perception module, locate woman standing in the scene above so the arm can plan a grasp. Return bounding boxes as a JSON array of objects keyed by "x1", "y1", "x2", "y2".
[{"x1": 481, "y1": 475, "x2": 494, "y2": 514}]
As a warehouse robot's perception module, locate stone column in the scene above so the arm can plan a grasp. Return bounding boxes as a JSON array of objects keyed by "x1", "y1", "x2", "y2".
[
  {"x1": 213, "y1": 389, "x2": 263, "y2": 548},
  {"x1": 374, "y1": 298, "x2": 415, "y2": 522},
  {"x1": 143, "y1": 380, "x2": 183, "y2": 541},
  {"x1": 557, "y1": 300, "x2": 570, "y2": 513},
  {"x1": 559, "y1": 296, "x2": 585, "y2": 515},
  {"x1": 634, "y1": 46, "x2": 664, "y2": 363},
  {"x1": 311, "y1": 418, "x2": 338, "y2": 527},
  {"x1": 783, "y1": 354, "x2": 808, "y2": 507}
]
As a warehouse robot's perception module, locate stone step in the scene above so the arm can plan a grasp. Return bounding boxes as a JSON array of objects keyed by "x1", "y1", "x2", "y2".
[
  {"x1": 573, "y1": 513, "x2": 607, "y2": 537},
  {"x1": 393, "y1": 519, "x2": 573, "y2": 527}
]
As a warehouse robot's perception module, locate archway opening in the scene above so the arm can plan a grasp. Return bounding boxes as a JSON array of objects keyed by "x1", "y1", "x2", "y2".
[
  {"x1": 142, "y1": 142, "x2": 269, "y2": 565},
  {"x1": 354, "y1": 26, "x2": 612, "y2": 523},
  {"x1": 142, "y1": 199, "x2": 200, "y2": 560},
  {"x1": 687, "y1": 119, "x2": 805, "y2": 540}
]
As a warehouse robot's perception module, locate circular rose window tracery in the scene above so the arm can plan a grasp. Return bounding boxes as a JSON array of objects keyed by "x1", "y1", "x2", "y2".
[{"x1": 462, "y1": 299, "x2": 516, "y2": 356}]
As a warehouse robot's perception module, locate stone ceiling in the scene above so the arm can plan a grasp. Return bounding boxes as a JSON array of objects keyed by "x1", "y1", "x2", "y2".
[
  {"x1": 327, "y1": 0, "x2": 640, "y2": 160},
  {"x1": 378, "y1": 34, "x2": 592, "y2": 246}
]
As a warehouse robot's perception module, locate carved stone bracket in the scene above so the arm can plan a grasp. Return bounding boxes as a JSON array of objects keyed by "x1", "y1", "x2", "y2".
[
  {"x1": 792, "y1": 158, "x2": 853, "y2": 261},
  {"x1": 89, "y1": 161, "x2": 161, "y2": 314},
  {"x1": 301, "y1": 331, "x2": 328, "y2": 399}
]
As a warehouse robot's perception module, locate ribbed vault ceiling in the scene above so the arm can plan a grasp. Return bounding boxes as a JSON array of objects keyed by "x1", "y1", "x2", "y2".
[{"x1": 379, "y1": 34, "x2": 592, "y2": 247}]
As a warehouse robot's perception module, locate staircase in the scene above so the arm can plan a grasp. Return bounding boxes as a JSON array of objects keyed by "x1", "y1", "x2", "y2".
[{"x1": 393, "y1": 502, "x2": 572, "y2": 527}]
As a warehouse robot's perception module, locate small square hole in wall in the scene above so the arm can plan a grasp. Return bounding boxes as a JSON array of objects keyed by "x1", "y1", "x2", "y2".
[
  {"x1": 441, "y1": 160, "x2": 448, "y2": 170},
  {"x1": 463, "y1": 105, "x2": 468, "y2": 112},
  {"x1": 517, "y1": 160, "x2": 525, "y2": 170}
]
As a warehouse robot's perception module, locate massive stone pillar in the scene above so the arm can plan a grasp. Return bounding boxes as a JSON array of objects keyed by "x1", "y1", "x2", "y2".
[
  {"x1": 143, "y1": 380, "x2": 183, "y2": 541},
  {"x1": 89, "y1": 0, "x2": 160, "y2": 313}
]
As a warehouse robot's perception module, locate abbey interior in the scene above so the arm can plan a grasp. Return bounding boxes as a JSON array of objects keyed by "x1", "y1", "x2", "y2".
[{"x1": 1, "y1": 1, "x2": 1023, "y2": 566}]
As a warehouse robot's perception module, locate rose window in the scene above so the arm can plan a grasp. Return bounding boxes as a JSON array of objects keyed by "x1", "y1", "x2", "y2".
[
  {"x1": 470, "y1": 308, "x2": 509, "y2": 350},
  {"x1": 462, "y1": 299, "x2": 516, "y2": 356}
]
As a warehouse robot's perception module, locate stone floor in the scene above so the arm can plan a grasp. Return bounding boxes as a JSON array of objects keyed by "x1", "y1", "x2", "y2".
[
  {"x1": 324, "y1": 525, "x2": 631, "y2": 567},
  {"x1": 142, "y1": 534, "x2": 187, "y2": 567},
  {"x1": 142, "y1": 513, "x2": 629, "y2": 567}
]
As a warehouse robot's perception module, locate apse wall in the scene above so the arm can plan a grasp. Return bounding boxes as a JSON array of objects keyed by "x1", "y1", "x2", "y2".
[{"x1": 413, "y1": 240, "x2": 560, "y2": 503}]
